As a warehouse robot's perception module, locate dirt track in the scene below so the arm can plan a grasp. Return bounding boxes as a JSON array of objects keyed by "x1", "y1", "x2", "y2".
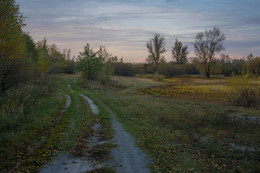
[{"x1": 41, "y1": 93, "x2": 150, "y2": 173}]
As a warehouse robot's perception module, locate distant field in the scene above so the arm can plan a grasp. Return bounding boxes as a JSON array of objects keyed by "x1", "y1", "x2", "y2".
[{"x1": 137, "y1": 76, "x2": 260, "y2": 106}]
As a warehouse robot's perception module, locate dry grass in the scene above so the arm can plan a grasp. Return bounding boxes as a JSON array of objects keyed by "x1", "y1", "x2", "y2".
[{"x1": 140, "y1": 76, "x2": 260, "y2": 107}]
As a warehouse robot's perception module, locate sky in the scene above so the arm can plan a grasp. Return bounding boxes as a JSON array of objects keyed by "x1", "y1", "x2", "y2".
[{"x1": 17, "y1": 0, "x2": 260, "y2": 62}]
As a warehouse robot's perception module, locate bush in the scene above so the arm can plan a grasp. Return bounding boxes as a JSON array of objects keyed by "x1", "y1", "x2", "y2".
[
  {"x1": 157, "y1": 63, "x2": 176, "y2": 78},
  {"x1": 153, "y1": 74, "x2": 165, "y2": 81},
  {"x1": 142, "y1": 74, "x2": 154, "y2": 78},
  {"x1": 228, "y1": 68, "x2": 259, "y2": 107},
  {"x1": 114, "y1": 63, "x2": 135, "y2": 76}
]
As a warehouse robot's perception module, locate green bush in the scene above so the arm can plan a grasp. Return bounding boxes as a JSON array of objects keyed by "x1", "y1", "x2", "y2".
[
  {"x1": 135, "y1": 74, "x2": 142, "y2": 78},
  {"x1": 142, "y1": 74, "x2": 154, "y2": 78},
  {"x1": 153, "y1": 74, "x2": 165, "y2": 81},
  {"x1": 228, "y1": 67, "x2": 259, "y2": 107}
]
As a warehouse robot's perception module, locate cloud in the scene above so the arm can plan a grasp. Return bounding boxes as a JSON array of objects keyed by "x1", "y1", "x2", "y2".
[{"x1": 17, "y1": 0, "x2": 260, "y2": 62}]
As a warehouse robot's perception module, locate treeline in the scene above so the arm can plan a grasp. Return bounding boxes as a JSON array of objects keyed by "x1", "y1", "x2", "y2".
[
  {"x1": 110, "y1": 54, "x2": 259, "y2": 78},
  {"x1": 0, "y1": 0, "x2": 76, "y2": 99},
  {"x1": 112, "y1": 27, "x2": 259, "y2": 78}
]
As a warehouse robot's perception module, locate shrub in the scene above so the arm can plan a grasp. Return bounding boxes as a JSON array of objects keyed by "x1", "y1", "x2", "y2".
[
  {"x1": 157, "y1": 63, "x2": 176, "y2": 78},
  {"x1": 153, "y1": 74, "x2": 165, "y2": 81},
  {"x1": 142, "y1": 74, "x2": 154, "y2": 78},
  {"x1": 228, "y1": 67, "x2": 259, "y2": 107},
  {"x1": 114, "y1": 63, "x2": 135, "y2": 76},
  {"x1": 135, "y1": 74, "x2": 142, "y2": 78}
]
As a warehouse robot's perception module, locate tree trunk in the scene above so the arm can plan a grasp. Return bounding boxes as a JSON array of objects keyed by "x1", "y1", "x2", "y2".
[
  {"x1": 206, "y1": 62, "x2": 211, "y2": 78},
  {"x1": 89, "y1": 79, "x2": 92, "y2": 89},
  {"x1": 206, "y1": 70, "x2": 210, "y2": 78},
  {"x1": 0, "y1": 86, "x2": 2, "y2": 105},
  {"x1": 0, "y1": 74, "x2": 2, "y2": 105}
]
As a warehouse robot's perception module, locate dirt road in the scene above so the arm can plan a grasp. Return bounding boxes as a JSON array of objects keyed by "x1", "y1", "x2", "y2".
[{"x1": 41, "y1": 93, "x2": 150, "y2": 173}]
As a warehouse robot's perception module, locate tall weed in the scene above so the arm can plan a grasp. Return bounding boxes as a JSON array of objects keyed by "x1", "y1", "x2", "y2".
[
  {"x1": 228, "y1": 66, "x2": 259, "y2": 107},
  {"x1": 0, "y1": 78, "x2": 57, "y2": 131}
]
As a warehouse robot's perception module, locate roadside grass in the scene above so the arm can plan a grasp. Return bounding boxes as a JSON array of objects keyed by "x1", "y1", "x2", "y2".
[
  {"x1": 0, "y1": 74, "x2": 111, "y2": 172},
  {"x1": 89, "y1": 90, "x2": 260, "y2": 172},
  {"x1": 16, "y1": 90, "x2": 98, "y2": 172},
  {"x1": 0, "y1": 90, "x2": 65, "y2": 171}
]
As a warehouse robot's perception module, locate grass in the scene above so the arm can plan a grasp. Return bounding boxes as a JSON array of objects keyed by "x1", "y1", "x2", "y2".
[
  {"x1": 16, "y1": 90, "x2": 98, "y2": 172},
  {"x1": 81, "y1": 75, "x2": 260, "y2": 172},
  {"x1": 0, "y1": 74, "x2": 114, "y2": 172},
  {"x1": 139, "y1": 76, "x2": 260, "y2": 107},
  {"x1": 0, "y1": 90, "x2": 65, "y2": 171},
  {"x1": 1, "y1": 73, "x2": 259, "y2": 172}
]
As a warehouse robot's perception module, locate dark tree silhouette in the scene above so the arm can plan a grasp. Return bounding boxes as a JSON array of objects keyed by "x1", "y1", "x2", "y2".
[
  {"x1": 193, "y1": 27, "x2": 226, "y2": 78},
  {"x1": 146, "y1": 33, "x2": 166, "y2": 65},
  {"x1": 172, "y1": 39, "x2": 189, "y2": 64}
]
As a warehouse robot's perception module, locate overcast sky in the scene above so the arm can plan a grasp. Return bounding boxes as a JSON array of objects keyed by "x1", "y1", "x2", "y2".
[{"x1": 17, "y1": 0, "x2": 260, "y2": 62}]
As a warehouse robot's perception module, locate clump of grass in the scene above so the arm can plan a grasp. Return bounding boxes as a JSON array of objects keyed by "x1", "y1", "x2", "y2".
[
  {"x1": 228, "y1": 66, "x2": 259, "y2": 107},
  {"x1": 0, "y1": 78, "x2": 57, "y2": 132},
  {"x1": 152, "y1": 74, "x2": 165, "y2": 81},
  {"x1": 136, "y1": 73, "x2": 165, "y2": 82}
]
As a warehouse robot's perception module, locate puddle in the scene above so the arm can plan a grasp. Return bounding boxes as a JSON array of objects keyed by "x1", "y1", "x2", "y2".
[
  {"x1": 41, "y1": 154, "x2": 101, "y2": 173},
  {"x1": 62, "y1": 94, "x2": 71, "y2": 113},
  {"x1": 228, "y1": 114, "x2": 260, "y2": 124},
  {"x1": 228, "y1": 143, "x2": 259, "y2": 152}
]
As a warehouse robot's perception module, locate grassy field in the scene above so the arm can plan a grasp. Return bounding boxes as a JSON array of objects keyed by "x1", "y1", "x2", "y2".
[
  {"x1": 140, "y1": 76, "x2": 260, "y2": 106},
  {"x1": 1, "y1": 74, "x2": 259, "y2": 172},
  {"x1": 81, "y1": 75, "x2": 260, "y2": 172}
]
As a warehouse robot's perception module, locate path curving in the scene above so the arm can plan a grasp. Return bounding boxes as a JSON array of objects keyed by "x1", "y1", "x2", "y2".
[
  {"x1": 92, "y1": 96, "x2": 150, "y2": 173},
  {"x1": 41, "y1": 93, "x2": 150, "y2": 173},
  {"x1": 62, "y1": 94, "x2": 72, "y2": 112},
  {"x1": 79, "y1": 94, "x2": 99, "y2": 115}
]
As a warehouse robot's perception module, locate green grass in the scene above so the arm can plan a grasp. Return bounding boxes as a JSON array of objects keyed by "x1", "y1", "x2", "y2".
[
  {"x1": 2, "y1": 73, "x2": 259, "y2": 172},
  {"x1": 0, "y1": 74, "x2": 113, "y2": 172},
  {"x1": 0, "y1": 90, "x2": 65, "y2": 171},
  {"x1": 16, "y1": 90, "x2": 97, "y2": 172},
  {"x1": 82, "y1": 76, "x2": 260, "y2": 172}
]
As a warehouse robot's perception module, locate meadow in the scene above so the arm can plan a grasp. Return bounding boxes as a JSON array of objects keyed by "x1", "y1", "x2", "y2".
[
  {"x1": 84, "y1": 75, "x2": 260, "y2": 172},
  {"x1": 1, "y1": 74, "x2": 259, "y2": 172}
]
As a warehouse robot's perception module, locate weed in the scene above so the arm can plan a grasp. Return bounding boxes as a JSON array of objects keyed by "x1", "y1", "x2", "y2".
[{"x1": 228, "y1": 68, "x2": 259, "y2": 107}]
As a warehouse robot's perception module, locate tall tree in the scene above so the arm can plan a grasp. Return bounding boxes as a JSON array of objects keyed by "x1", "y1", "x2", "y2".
[
  {"x1": 36, "y1": 38, "x2": 49, "y2": 78},
  {"x1": 146, "y1": 33, "x2": 166, "y2": 65},
  {"x1": 98, "y1": 46, "x2": 111, "y2": 62},
  {"x1": 77, "y1": 44, "x2": 102, "y2": 86},
  {"x1": 172, "y1": 39, "x2": 189, "y2": 64},
  {"x1": 193, "y1": 27, "x2": 226, "y2": 78},
  {"x1": 0, "y1": 0, "x2": 25, "y2": 99}
]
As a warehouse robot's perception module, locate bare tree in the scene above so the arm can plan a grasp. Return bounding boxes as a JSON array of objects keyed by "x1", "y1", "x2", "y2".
[
  {"x1": 193, "y1": 27, "x2": 226, "y2": 78},
  {"x1": 172, "y1": 39, "x2": 189, "y2": 64},
  {"x1": 146, "y1": 33, "x2": 166, "y2": 65}
]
